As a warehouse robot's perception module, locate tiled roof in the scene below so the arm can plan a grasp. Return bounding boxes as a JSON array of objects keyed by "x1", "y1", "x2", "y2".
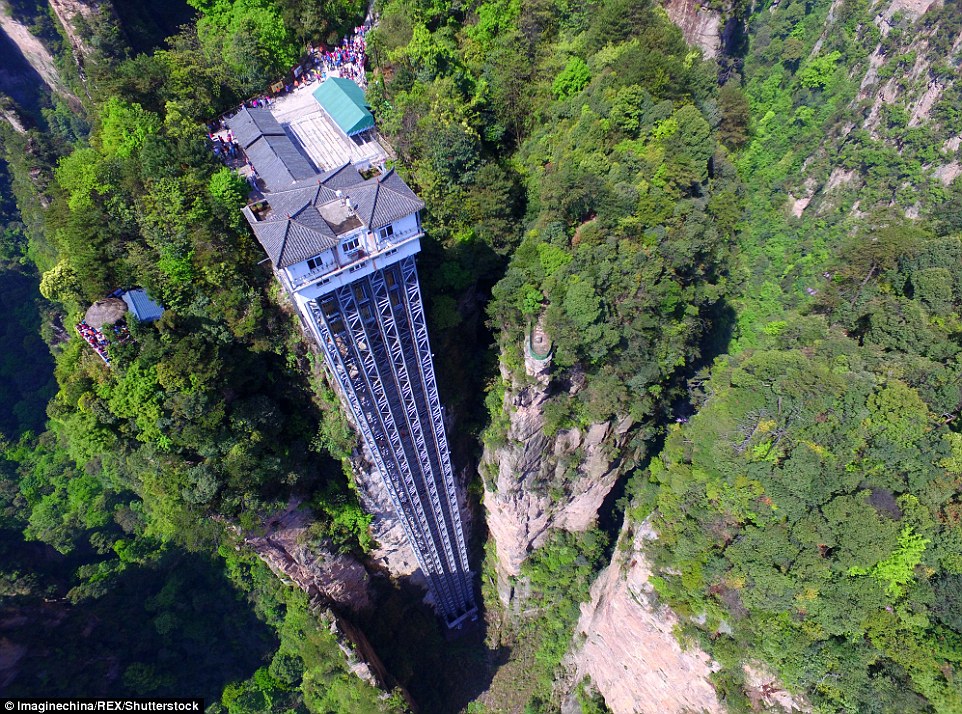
[
  {"x1": 250, "y1": 206, "x2": 339, "y2": 268},
  {"x1": 247, "y1": 167, "x2": 424, "y2": 267},
  {"x1": 286, "y1": 163, "x2": 363, "y2": 191},
  {"x1": 235, "y1": 102, "x2": 424, "y2": 270},
  {"x1": 228, "y1": 107, "x2": 286, "y2": 149},
  {"x1": 349, "y1": 169, "x2": 425, "y2": 230},
  {"x1": 245, "y1": 134, "x2": 317, "y2": 191}
]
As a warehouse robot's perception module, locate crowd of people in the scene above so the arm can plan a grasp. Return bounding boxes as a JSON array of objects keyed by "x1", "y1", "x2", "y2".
[
  {"x1": 211, "y1": 131, "x2": 240, "y2": 161},
  {"x1": 76, "y1": 321, "x2": 112, "y2": 364},
  {"x1": 205, "y1": 20, "x2": 372, "y2": 179},
  {"x1": 312, "y1": 22, "x2": 370, "y2": 87},
  {"x1": 76, "y1": 320, "x2": 131, "y2": 366}
]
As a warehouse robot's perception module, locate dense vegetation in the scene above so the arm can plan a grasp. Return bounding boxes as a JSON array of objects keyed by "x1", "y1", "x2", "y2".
[
  {"x1": 627, "y1": 0, "x2": 962, "y2": 712},
  {"x1": 364, "y1": 0, "x2": 743, "y2": 707},
  {"x1": 3, "y1": 0, "x2": 962, "y2": 710},
  {"x1": 369, "y1": 0, "x2": 962, "y2": 709}
]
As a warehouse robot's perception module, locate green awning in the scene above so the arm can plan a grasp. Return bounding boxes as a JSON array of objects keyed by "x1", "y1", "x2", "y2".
[{"x1": 312, "y1": 77, "x2": 375, "y2": 137}]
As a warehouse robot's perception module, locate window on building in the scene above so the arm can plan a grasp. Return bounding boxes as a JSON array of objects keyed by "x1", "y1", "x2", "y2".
[
  {"x1": 378, "y1": 224, "x2": 395, "y2": 241},
  {"x1": 342, "y1": 237, "x2": 360, "y2": 254},
  {"x1": 307, "y1": 254, "x2": 327, "y2": 271}
]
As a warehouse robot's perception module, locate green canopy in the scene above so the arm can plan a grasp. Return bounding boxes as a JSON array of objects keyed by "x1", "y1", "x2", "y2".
[{"x1": 312, "y1": 77, "x2": 375, "y2": 136}]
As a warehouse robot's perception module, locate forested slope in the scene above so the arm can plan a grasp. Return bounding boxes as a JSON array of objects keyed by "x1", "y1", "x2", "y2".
[
  {"x1": 368, "y1": 0, "x2": 962, "y2": 710},
  {"x1": 620, "y1": 0, "x2": 962, "y2": 712},
  {"x1": 363, "y1": 0, "x2": 745, "y2": 707},
  {"x1": 0, "y1": 0, "x2": 402, "y2": 709}
]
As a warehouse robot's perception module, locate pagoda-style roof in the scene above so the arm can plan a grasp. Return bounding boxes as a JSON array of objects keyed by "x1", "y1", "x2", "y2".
[{"x1": 245, "y1": 166, "x2": 424, "y2": 268}]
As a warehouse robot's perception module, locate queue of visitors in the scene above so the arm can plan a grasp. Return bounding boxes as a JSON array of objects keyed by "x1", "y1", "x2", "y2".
[
  {"x1": 206, "y1": 19, "x2": 372, "y2": 182},
  {"x1": 76, "y1": 321, "x2": 112, "y2": 364},
  {"x1": 312, "y1": 23, "x2": 370, "y2": 87},
  {"x1": 211, "y1": 132, "x2": 240, "y2": 161},
  {"x1": 76, "y1": 319, "x2": 132, "y2": 366}
]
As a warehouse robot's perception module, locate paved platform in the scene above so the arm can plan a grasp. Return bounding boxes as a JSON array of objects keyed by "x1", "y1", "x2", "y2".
[{"x1": 270, "y1": 80, "x2": 386, "y2": 172}]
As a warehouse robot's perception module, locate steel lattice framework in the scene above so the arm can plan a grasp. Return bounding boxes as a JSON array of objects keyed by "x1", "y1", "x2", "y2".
[{"x1": 308, "y1": 256, "x2": 476, "y2": 626}]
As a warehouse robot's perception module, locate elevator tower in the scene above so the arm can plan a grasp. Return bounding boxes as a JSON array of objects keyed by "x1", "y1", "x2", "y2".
[{"x1": 231, "y1": 106, "x2": 477, "y2": 627}]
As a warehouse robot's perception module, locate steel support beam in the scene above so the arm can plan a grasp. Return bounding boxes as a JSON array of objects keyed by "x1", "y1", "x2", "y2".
[{"x1": 306, "y1": 263, "x2": 477, "y2": 626}]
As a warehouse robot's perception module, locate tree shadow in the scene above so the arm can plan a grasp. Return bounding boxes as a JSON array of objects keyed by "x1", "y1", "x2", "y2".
[
  {"x1": 109, "y1": 0, "x2": 196, "y2": 56},
  {"x1": 2, "y1": 547, "x2": 276, "y2": 700}
]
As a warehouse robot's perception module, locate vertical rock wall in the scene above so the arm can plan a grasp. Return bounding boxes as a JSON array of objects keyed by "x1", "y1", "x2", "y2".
[
  {"x1": 480, "y1": 330, "x2": 639, "y2": 604},
  {"x1": 564, "y1": 520, "x2": 723, "y2": 714},
  {"x1": 661, "y1": 0, "x2": 725, "y2": 58},
  {"x1": 236, "y1": 500, "x2": 375, "y2": 612}
]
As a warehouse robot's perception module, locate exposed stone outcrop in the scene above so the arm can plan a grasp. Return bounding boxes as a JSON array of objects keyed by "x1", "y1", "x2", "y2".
[
  {"x1": 353, "y1": 449, "x2": 427, "y2": 588},
  {"x1": 322, "y1": 608, "x2": 400, "y2": 695},
  {"x1": 0, "y1": 106, "x2": 26, "y2": 134},
  {"x1": 661, "y1": 0, "x2": 724, "y2": 58},
  {"x1": 881, "y1": 0, "x2": 940, "y2": 20},
  {"x1": 238, "y1": 501, "x2": 411, "y2": 697},
  {"x1": 46, "y1": 0, "x2": 99, "y2": 62},
  {"x1": 933, "y1": 161, "x2": 962, "y2": 186},
  {"x1": 564, "y1": 520, "x2": 724, "y2": 714},
  {"x1": 774, "y1": 0, "x2": 961, "y2": 217},
  {"x1": 0, "y1": 2, "x2": 78, "y2": 103},
  {"x1": 743, "y1": 662, "x2": 810, "y2": 713},
  {"x1": 481, "y1": 326, "x2": 639, "y2": 604},
  {"x1": 239, "y1": 499, "x2": 374, "y2": 612}
]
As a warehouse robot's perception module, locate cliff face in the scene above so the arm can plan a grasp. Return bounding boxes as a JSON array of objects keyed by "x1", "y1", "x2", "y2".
[
  {"x1": 481, "y1": 330, "x2": 639, "y2": 604},
  {"x1": 238, "y1": 500, "x2": 375, "y2": 612},
  {"x1": 661, "y1": 0, "x2": 724, "y2": 58},
  {"x1": 564, "y1": 520, "x2": 723, "y2": 714},
  {"x1": 565, "y1": 520, "x2": 810, "y2": 714},
  {"x1": 46, "y1": 0, "x2": 98, "y2": 65},
  {"x1": 239, "y1": 502, "x2": 409, "y2": 696},
  {"x1": 352, "y1": 450, "x2": 427, "y2": 588},
  {"x1": 0, "y1": 2, "x2": 78, "y2": 105},
  {"x1": 783, "y1": 0, "x2": 959, "y2": 218}
]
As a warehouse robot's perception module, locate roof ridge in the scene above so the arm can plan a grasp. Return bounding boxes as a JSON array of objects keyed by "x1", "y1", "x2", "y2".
[
  {"x1": 365, "y1": 181, "x2": 379, "y2": 226},
  {"x1": 290, "y1": 203, "x2": 312, "y2": 219},
  {"x1": 276, "y1": 221, "x2": 292, "y2": 266}
]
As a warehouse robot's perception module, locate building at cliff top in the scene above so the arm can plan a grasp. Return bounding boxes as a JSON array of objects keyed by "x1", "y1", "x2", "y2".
[
  {"x1": 229, "y1": 103, "x2": 478, "y2": 629},
  {"x1": 261, "y1": 78, "x2": 387, "y2": 175}
]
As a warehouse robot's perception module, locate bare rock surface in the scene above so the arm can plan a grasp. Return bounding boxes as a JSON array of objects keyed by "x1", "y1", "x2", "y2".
[
  {"x1": 0, "y1": 3, "x2": 76, "y2": 102},
  {"x1": 482, "y1": 329, "x2": 637, "y2": 603},
  {"x1": 568, "y1": 521, "x2": 723, "y2": 714},
  {"x1": 46, "y1": 0, "x2": 98, "y2": 61},
  {"x1": 933, "y1": 162, "x2": 962, "y2": 186},
  {"x1": 324, "y1": 609, "x2": 400, "y2": 693},
  {"x1": 743, "y1": 662, "x2": 811, "y2": 712},
  {"x1": 661, "y1": 0, "x2": 723, "y2": 58},
  {"x1": 881, "y1": 0, "x2": 940, "y2": 19},
  {"x1": 0, "y1": 106, "x2": 26, "y2": 134},
  {"x1": 240, "y1": 500, "x2": 374, "y2": 612},
  {"x1": 351, "y1": 447, "x2": 431, "y2": 602}
]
